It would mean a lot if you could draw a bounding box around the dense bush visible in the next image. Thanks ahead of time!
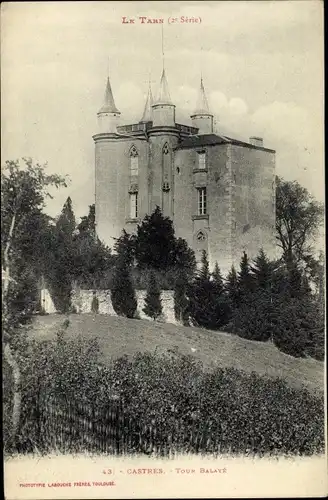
[3,337,325,457]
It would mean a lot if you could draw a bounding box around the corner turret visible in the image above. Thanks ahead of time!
[97,76,121,133]
[140,82,153,123]
[190,78,213,134]
[151,69,175,127]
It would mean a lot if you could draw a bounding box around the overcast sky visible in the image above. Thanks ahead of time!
[1,1,324,221]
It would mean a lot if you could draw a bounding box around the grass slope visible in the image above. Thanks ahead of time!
[30,314,324,394]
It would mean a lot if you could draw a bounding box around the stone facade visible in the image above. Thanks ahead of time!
[94,71,276,273]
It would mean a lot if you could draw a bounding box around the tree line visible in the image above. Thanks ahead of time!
[2,159,324,357]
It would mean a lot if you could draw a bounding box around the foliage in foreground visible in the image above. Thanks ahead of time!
[3,336,325,457]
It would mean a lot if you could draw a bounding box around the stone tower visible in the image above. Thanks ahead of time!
[93,75,125,246]
[148,68,179,217]
[93,67,276,274]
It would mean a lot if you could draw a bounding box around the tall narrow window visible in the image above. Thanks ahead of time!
[197,187,207,215]
[130,193,138,218]
[198,152,206,169]
[130,146,138,176]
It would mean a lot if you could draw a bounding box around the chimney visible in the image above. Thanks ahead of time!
[249,136,263,147]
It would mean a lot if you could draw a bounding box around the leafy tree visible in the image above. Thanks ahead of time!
[111,235,137,318]
[143,271,163,321]
[275,176,324,269]
[1,158,66,449]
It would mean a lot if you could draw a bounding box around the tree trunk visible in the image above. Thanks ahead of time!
[4,344,22,448]
[3,211,23,449]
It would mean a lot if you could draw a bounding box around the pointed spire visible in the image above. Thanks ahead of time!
[155,68,172,105]
[140,81,153,122]
[192,77,212,116]
[98,76,120,115]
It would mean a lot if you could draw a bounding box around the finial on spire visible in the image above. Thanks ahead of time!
[161,23,165,70]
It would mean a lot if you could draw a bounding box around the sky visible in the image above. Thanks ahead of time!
[1,1,324,222]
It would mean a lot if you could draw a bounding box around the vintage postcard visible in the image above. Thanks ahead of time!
[1,1,326,498]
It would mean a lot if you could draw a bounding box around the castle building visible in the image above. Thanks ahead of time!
[93,69,276,274]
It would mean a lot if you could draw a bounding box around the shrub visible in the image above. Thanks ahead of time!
[3,342,324,457]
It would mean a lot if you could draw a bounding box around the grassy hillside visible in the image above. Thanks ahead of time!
[30,313,324,394]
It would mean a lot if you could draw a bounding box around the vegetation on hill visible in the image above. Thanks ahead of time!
[3,331,325,456]
[1,159,325,454]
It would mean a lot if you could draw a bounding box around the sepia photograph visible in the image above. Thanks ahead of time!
[1,1,326,498]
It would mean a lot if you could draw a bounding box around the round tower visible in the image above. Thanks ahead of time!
[94,76,124,247]
[190,78,214,135]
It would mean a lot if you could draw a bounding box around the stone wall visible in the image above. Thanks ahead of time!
[42,289,177,325]
[231,144,276,264]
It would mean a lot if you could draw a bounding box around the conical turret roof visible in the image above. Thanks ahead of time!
[140,83,153,122]
[98,76,120,114]
[154,69,172,105]
[192,78,212,116]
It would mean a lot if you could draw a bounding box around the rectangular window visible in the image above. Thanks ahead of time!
[130,156,138,176]
[198,152,206,169]
[197,187,207,215]
[130,193,138,218]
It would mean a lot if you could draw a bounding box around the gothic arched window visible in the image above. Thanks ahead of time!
[163,143,170,155]
[196,231,206,242]
[130,145,138,176]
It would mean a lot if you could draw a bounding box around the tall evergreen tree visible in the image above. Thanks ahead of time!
[143,271,162,321]
[56,197,76,239]
[114,230,135,266]
[174,268,190,325]
[212,262,224,295]
[251,249,275,291]
[225,265,239,310]
[238,251,253,297]
[188,251,229,330]
[135,206,176,269]
[77,204,95,237]
[111,247,137,318]
[47,197,76,313]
